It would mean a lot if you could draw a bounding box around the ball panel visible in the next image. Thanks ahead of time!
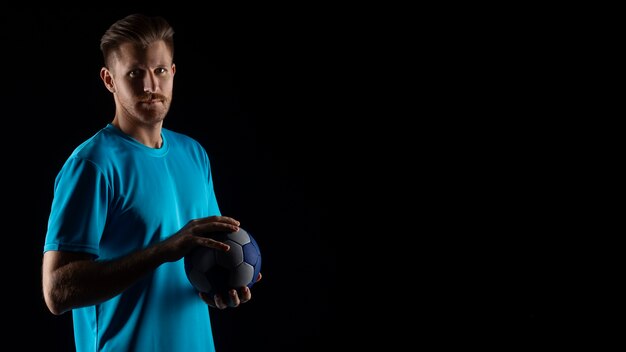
[187,270,212,293]
[190,247,215,272]
[229,262,254,288]
[206,266,231,295]
[242,242,260,266]
[248,233,262,285]
[216,240,243,267]
[227,228,251,246]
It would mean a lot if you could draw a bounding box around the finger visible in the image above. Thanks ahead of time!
[190,221,239,236]
[209,215,240,226]
[228,289,240,307]
[199,292,217,308]
[214,294,228,309]
[201,216,241,226]
[239,286,252,303]
[197,237,230,251]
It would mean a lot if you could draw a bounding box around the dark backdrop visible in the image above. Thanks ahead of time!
[0,6,576,351]
[1,8,339,351]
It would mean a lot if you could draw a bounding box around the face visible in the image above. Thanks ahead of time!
[102,40,176,126]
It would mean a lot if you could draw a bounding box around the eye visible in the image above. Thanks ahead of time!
[155,67,167,75]
[128,70,142,78]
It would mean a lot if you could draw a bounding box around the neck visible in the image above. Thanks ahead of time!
[111,117,163,148]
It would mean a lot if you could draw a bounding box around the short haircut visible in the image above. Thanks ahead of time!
[100,14,174,68]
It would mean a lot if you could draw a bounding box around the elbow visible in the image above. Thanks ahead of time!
[43,275,69,315]
[44,295,66,316]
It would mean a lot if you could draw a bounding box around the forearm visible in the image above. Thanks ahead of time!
[46,243,169,315]
[44,216,238,315]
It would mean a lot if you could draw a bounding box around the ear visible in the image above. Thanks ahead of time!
[100,67,116,93]
[171,63,176,76]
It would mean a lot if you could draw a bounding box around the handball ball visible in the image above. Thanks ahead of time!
[184,227,262,297]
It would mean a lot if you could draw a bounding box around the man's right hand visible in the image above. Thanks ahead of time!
[161,215,240,262]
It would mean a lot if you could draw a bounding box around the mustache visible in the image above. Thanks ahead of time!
[139,93,167,102]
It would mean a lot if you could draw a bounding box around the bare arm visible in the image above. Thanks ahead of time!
[42,216,239,315]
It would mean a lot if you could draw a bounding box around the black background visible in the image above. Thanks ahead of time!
[1,7,344,351]
[0,7,580,350]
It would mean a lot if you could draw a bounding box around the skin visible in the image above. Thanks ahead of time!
[42,40,260,314]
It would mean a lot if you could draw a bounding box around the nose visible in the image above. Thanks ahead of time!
[143,71,158,93]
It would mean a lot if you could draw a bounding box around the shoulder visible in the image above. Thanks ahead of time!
[57,126,125,177]
[68,127,120,164]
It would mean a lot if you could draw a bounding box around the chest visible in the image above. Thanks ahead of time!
[110,155,210,225]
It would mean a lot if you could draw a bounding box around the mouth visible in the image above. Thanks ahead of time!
[139,93,167,104]
[139,98,164,106]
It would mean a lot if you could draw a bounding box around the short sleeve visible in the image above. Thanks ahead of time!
[43,157,109,257]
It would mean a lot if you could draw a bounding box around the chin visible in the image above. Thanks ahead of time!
[144,116,167,125]
[138,108,168,122]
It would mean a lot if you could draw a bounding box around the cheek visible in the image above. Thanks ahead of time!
[163,78,174,92]
[125,83,148,98]
[116,80,137,94]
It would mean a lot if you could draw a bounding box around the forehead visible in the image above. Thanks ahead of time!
[112,40,173,67]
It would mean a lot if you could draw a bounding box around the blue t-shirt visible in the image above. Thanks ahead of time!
[44,124,220,352]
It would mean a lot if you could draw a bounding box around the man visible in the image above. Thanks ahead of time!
[42,13,260,351]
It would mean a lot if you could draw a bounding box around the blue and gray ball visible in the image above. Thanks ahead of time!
[184,228,262,297]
